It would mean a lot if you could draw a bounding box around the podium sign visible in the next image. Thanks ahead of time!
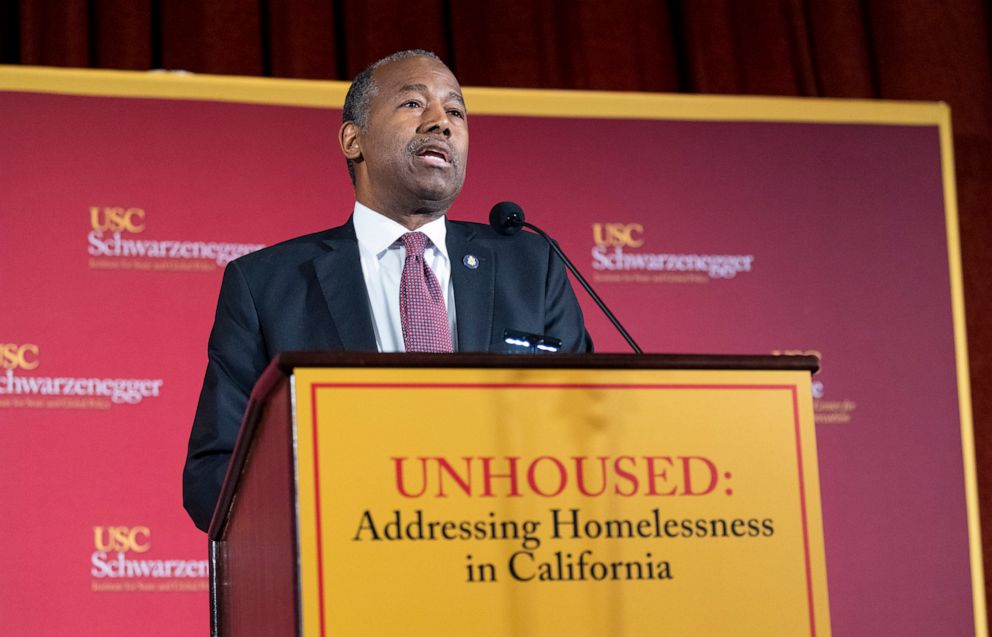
[292,366,830,636]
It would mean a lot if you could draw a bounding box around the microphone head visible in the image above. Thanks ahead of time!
[489,201,526,236]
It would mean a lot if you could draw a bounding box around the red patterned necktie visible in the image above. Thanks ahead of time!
[399,232,453,352]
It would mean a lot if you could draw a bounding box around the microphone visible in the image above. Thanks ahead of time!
[489,201,643,354]
[489,201,526,236]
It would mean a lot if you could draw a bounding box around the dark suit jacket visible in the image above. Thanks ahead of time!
[183,217,592,531]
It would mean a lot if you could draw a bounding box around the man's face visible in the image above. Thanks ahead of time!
[350,56,468,217]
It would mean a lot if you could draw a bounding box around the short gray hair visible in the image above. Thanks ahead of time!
[342,49,444,184]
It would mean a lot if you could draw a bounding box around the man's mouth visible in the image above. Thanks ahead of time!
[411,141,452,166]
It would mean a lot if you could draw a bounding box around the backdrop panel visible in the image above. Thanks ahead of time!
[0,66,982,636]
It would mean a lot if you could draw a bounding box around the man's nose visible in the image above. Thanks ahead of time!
[418,103,451,137]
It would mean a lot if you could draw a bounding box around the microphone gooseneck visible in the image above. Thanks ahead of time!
[488,201,643,354]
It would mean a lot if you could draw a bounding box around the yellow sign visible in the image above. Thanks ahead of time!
[293,367,830,636]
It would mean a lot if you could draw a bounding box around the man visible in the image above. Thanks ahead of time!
[183,50,592,532]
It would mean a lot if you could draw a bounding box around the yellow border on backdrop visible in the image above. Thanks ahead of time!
[1,64,984,635]
[0,64,946,124]
[937,110,987,637]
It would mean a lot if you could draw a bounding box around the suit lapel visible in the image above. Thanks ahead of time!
[447,221,495,351]
[313,221,378,352]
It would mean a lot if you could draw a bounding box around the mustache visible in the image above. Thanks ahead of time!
[407,137,459,166]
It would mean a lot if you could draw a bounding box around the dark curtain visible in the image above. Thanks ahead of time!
[5,0,992,612]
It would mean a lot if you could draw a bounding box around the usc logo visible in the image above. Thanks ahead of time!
[592,223,644,247]
[90,207,146,233]
[0,344,39,370]
[93,526,151,553]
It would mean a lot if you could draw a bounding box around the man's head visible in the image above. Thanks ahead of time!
[339,50,468,227]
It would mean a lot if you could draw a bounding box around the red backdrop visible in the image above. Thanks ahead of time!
[0,71,979,634]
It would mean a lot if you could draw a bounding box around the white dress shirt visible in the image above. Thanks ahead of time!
[352,202,457,352]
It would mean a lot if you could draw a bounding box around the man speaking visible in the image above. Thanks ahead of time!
[183,50,592,531]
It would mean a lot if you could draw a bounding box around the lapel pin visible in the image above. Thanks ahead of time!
[463,254,480,269]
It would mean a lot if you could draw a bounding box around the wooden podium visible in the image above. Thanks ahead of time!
[207,352,829,636]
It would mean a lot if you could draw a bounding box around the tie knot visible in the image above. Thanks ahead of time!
[401,231,430,257]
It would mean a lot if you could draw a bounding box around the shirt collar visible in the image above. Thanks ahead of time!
[353,201,449,259]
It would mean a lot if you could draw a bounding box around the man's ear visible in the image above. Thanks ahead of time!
[339,121,362,161]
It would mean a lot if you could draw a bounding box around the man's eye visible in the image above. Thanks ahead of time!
[448,109,465,119]
[402,100,422,108]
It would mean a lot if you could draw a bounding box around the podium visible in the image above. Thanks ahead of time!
[207,352,829,636]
